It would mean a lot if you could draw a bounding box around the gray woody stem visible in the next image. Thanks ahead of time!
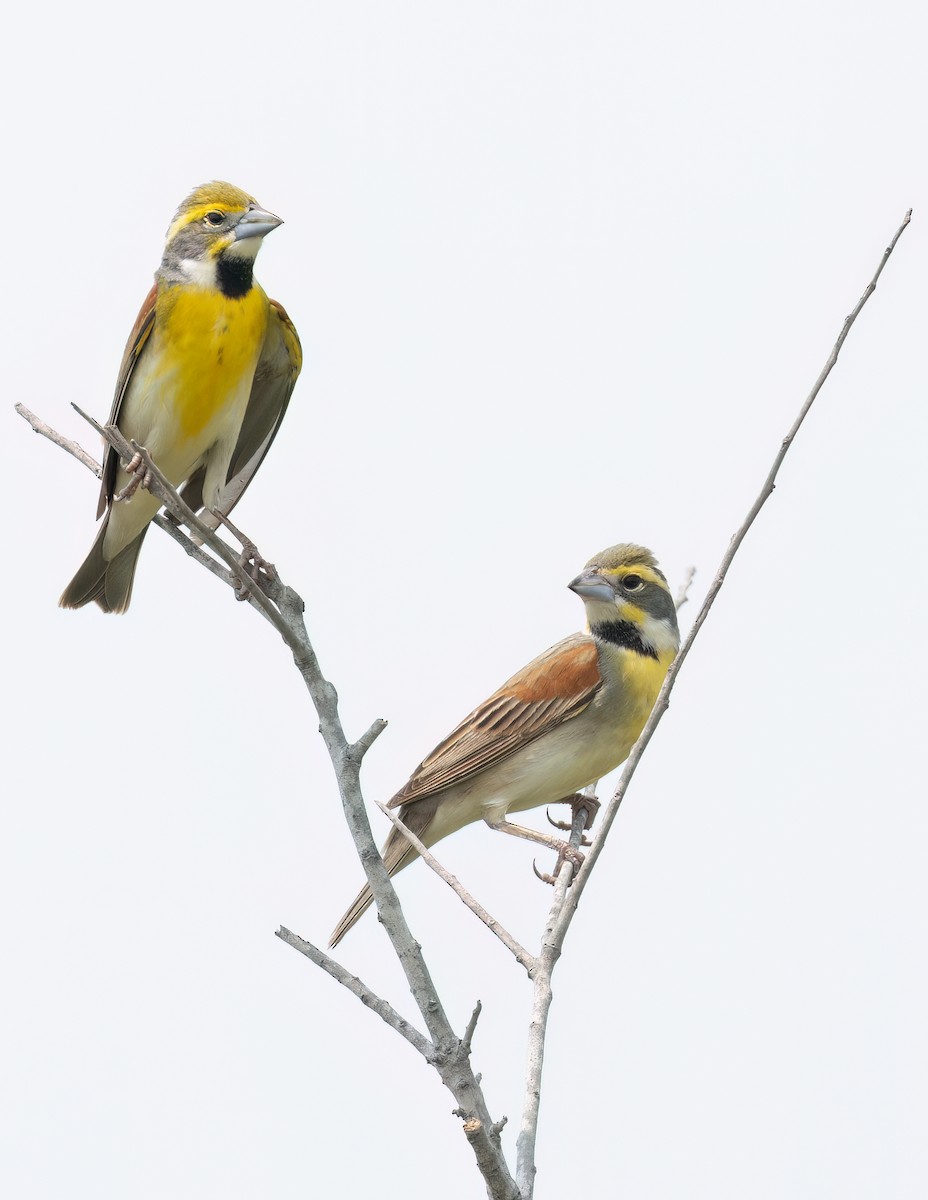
[17,402,520,1200]
[517,800,591,1199]
[509,207,912,1197]
[376,802,537,973]
[276,926,433,1058]
[17,207,910,1200]
[557,208,912,938]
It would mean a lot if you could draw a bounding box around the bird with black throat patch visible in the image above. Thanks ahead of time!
[330,543,680,947]
[61,181,301,613]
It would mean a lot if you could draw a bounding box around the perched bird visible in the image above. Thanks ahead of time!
[330,543,680,947]
[60,181,301,613]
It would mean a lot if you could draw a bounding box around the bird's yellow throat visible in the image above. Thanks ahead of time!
[153,284,269,440]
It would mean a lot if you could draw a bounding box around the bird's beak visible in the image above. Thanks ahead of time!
[235,207,284,240]
[568,571,615,602]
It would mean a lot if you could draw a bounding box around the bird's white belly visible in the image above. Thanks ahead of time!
[103,363,252,554]
[421,715,631,846]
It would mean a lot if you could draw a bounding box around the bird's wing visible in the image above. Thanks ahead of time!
[96,283,158,519]
[390,633,603,807]
[181,298,302,522]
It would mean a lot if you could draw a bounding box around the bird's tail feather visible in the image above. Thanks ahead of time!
[329,807,430,948]
[60,520,148,614]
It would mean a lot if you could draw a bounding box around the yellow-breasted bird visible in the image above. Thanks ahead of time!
[329,543,680,946]
[60,182,301,613]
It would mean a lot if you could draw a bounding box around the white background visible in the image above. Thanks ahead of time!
[2,3,926,1196]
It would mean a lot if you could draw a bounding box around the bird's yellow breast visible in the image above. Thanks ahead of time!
[619,645,675,713]
[153,283,269,439]
[601,643,677,761]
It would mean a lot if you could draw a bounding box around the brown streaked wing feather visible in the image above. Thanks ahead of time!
[181,299,302,519]
[389,634,602,807]
[96,284,158,519]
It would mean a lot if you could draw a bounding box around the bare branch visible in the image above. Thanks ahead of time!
[152,513,241,587]
[25,208,909,1200]
[72,404,303,640]
[276,926,434,1060]
[511,207,912,1200]
[375,803,536,975]
[516,797,592,1197]
[14,400,279,622]
[348,718,389,761]
[462,1117,519,1200]
[16,403,102,476]
[25,409,497,1194]
[674,565,697,611]
[24,399,520,1196]
[262,618,517,1191]
[461,1001,483,1056]
[552,207,913,946]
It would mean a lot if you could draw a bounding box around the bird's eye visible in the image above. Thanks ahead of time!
[205,211,225,226]
[622,574,642,590]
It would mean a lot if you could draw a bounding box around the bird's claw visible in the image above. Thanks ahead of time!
[532,842,585,886]
[210,509,277,599]
[544,809,593,843]
[533,859,557,885]
[115,451,152,502]
[233,542,277,600]
[546,792,601,833]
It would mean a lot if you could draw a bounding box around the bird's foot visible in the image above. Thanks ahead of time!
[546,792,600,835]
[236,541,277,594]
[542,818,592,847]
[532,841,585,886]
[211,510,278,600]
[115,451,152,502]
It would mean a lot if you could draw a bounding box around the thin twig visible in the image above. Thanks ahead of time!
[513,206,912,1199]
[516,801,590,1198]
[461,1001,483,1056]
[22,387,521,1199]
[376,803,537,974]
[674,565,697,611]
[348,719,389,760]
[16,399,278,621]
[153,513,241,589]
[75,404,297,638]
[22,208,909,1200]
[276,926,434,1060]
[553,207,913,941]
[15,403,102,476]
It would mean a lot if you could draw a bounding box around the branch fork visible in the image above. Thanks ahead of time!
[17,208,911,1200]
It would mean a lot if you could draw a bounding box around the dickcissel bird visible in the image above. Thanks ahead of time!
[60,181,302,613]
[330,543,680,947]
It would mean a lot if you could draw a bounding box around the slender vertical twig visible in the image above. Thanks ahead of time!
[555,207,912,943]
[511,207,912,1194]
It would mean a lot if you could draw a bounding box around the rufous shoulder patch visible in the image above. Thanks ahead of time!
[505,636,601,703]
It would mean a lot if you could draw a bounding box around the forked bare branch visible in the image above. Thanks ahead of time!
[18,396,519,1200]
[376,802,536,973]
[552,208,912,951]
[18,208,911,1200]
[511,207,912,1199]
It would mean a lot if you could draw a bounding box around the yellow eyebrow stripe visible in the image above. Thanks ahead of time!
[166,203,239,243]
[599,565,667,588]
